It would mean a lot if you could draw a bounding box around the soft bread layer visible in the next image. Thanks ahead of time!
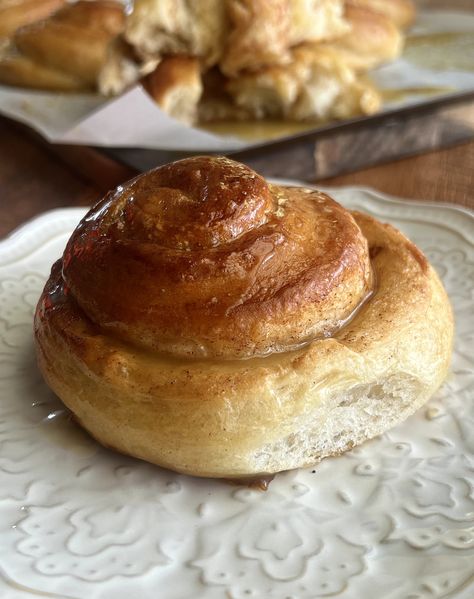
[124,0,227,66]
[323,4,403,71]
[35,211,453,478]
[224,44,381,121]
[124,0,347,72]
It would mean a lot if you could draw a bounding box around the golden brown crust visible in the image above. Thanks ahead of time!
[0,0,65,39]
[0,52,85,90]
[324,4,403,70]
[0,1,125,91]
[52,0,125,35]
[34,157,453,479]
[143,56,203,123]
[145,57,201,103]
[61,157,372,358]
[14,23,115,86]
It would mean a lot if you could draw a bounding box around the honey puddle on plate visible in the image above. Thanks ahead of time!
[39,408,98,457]
[381,85,456,103]
[404,31,474,72]
[199,82,455,141]
[200,119,323,142]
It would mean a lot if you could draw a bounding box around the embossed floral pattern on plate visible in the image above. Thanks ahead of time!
[0,187,473,599]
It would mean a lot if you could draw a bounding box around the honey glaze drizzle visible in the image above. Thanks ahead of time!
[41,260,376,371]
[223,474,276,491]
[52,159,380,363]
[228,283,376,360]
[41,248,378,365]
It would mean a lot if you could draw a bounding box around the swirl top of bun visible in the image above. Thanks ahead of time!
[62,156,373,358]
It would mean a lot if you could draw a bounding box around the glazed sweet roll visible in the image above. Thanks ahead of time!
[34,157,453,479]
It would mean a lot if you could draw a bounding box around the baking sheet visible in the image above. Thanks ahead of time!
[0,9,473,151]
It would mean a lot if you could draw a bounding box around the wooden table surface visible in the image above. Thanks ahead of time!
[0,116,472,240]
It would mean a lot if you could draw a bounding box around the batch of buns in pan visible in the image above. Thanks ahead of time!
[0,0,415,124]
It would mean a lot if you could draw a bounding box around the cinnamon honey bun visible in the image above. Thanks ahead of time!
[34,157,453,479]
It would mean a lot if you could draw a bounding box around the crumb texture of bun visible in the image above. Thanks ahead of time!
[34,157,453,479]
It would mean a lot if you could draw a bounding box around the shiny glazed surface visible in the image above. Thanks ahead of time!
[32,176,453,480]
[61,156,373,358]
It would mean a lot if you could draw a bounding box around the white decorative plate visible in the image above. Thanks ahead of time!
[0,186,473,599]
